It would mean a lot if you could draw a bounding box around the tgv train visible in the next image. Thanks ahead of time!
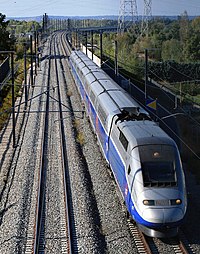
[69,50,187,238]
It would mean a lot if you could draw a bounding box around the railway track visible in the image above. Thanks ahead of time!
[25,33,74,254]
[127,217,196,254]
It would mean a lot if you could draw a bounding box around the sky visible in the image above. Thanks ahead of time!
[0,0,200,18]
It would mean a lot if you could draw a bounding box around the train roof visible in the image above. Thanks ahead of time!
[118,120,175,149]
[71,50,150,131]
[97,79,120,90]
[108,90,145,111]
[72,50,97,67]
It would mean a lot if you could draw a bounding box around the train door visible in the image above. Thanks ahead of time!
[109,125,128,198]
[124,145,133,213]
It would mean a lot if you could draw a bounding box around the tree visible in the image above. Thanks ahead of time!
[186,34,200,61]
[0,13,15,59]
[179,11,190,44]
[162,39,182,62]
[179,11,190,61]
[190,16,200,33]
[166,21,180,40]
[185,17,200,61]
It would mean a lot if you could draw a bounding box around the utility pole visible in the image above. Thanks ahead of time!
[30,35,34,87]
[11,52,16,148]
[145,48,159,101]
[85,31,88,55]
[91,30,94,61]
[115,40,118,76]
[37,32,40,68]
[145,48,148,100]
[34,31,37,76]
[75,29,78,49]
[118,0,138,34]
[24,44,27,108]
[100,32,103,66]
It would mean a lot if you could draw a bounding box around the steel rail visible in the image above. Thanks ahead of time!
[54,32,74,254]
[32,35,53,254]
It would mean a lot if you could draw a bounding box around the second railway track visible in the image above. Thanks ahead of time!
[25,33,74,253]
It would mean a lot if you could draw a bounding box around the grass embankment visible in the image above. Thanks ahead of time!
[0,59,25,130]
[167,82,200,105]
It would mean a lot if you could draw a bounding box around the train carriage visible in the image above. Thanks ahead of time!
[69,50,187,238]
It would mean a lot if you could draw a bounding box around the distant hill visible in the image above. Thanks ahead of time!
[7,15,199,22]
[7,16,43,22]
[7,15,119,22]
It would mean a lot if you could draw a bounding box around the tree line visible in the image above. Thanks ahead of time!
[0,13,42,61]
[1,12,200,85]
[92,12,200,84]
[0,13,15,60]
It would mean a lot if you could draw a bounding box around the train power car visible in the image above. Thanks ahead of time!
[69,50,187,238]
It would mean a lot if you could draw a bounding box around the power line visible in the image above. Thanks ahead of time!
[148,69,200,128]
[128,87,200,161]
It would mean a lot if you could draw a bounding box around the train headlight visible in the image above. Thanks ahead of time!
[170,199,182,205]
[143,200,155,206]
[153,152,160,158]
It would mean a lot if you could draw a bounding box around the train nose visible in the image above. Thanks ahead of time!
[142,207,184,224]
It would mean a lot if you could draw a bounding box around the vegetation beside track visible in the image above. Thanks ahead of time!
[0,59,25,130]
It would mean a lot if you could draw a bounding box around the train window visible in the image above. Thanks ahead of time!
[128,166,131,175]
[142,161,176,187]
[119,131,128,151]
[90,90,96,105]
[85,81,89,93]
[138,145,178,187]
[97,104,107,128]
[80,71,84,82]
[77,68,82,79]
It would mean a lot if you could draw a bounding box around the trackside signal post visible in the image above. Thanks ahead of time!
[145,48,160,101]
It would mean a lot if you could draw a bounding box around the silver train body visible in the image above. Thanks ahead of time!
[69,50,187,238]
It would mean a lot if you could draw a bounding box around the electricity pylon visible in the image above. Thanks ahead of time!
[141,0,152,36]
[118,0,138,34]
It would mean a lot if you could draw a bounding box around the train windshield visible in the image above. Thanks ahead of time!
[139,145,178,187]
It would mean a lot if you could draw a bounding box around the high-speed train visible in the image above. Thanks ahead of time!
[69,50,187,238]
